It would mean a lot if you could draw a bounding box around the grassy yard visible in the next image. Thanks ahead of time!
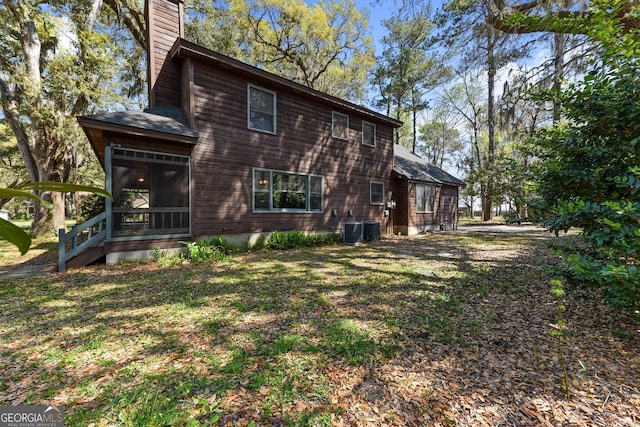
[0,231,638,426]
[0,237,58,267]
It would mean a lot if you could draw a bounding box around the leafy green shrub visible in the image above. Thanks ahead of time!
[267,230,306,250]
[80,193,105,222]
[249,234,268,251]
[11,209,29,221]
[206,236,232,254]
[531,18,640,317]
[183,237,231,263]
[311,232,342,245]
[183,231,340,261]
[266,230,341,250]
[153,247,185,267]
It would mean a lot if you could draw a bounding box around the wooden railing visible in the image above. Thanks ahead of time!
[112,207,190,237]
[58,212,106,273]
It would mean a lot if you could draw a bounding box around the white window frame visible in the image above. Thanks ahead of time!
[332,111,349,140]
[247,84,277,134]
[370,181,385,205]
[252,168,324,213]
[416,183,436,213]
[362,121,376,147]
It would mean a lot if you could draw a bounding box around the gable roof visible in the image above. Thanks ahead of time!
[170,38,404,129]
[393,144,465,187]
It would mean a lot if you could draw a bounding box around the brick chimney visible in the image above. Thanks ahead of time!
[145,0,183,108]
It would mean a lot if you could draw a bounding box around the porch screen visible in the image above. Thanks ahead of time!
[111,148,190,237]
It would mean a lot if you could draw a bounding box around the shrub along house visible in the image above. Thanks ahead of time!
[59,0,463,270]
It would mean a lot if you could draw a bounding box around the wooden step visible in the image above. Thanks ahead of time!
[64,244,106,270]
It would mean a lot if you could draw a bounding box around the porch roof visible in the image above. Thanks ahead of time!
[77,106,199,166]
[393,144,465,187]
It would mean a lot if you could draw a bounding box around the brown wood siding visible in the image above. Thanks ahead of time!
[147,0,182,108]
[395,181,459,232]
[407,182,437,229]
[105,237,184,254]
[189,61,394,236]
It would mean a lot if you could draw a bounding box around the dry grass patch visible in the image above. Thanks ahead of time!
[1,231,639,426]
[0,237,58,267]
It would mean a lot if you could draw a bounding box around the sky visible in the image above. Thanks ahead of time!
[352,0,553,104]
[353,0,447,54]
[349,0,555,178]
[354,0,388,50]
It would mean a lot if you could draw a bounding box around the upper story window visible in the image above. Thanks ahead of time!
[248,84,276,134]
[332,111,349,140]
[362,121,376,147]
[416,184,436,213]
[370,181,384,205]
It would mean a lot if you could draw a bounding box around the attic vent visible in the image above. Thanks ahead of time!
[343,221,363,246]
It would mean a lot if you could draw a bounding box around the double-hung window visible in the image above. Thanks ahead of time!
[332,111,349,140]
[248,84,276,134]
[362,121,376,147]
[416,184,436,213]
[370,181,384,205]
[253,168,323,212]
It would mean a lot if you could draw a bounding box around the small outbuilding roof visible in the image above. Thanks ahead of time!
[393,144,465,187]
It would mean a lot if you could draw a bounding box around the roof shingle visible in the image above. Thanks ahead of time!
[78,106,199,139]
[393,144,465,187]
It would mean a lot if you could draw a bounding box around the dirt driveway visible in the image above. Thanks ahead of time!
[458,222,545,233]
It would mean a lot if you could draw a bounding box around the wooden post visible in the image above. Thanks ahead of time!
[58,228,66,273]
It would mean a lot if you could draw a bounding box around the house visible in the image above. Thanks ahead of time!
[391,145,465,235]
[60,0,463,270]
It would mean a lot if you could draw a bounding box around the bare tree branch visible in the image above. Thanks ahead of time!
[103,0,146,49]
